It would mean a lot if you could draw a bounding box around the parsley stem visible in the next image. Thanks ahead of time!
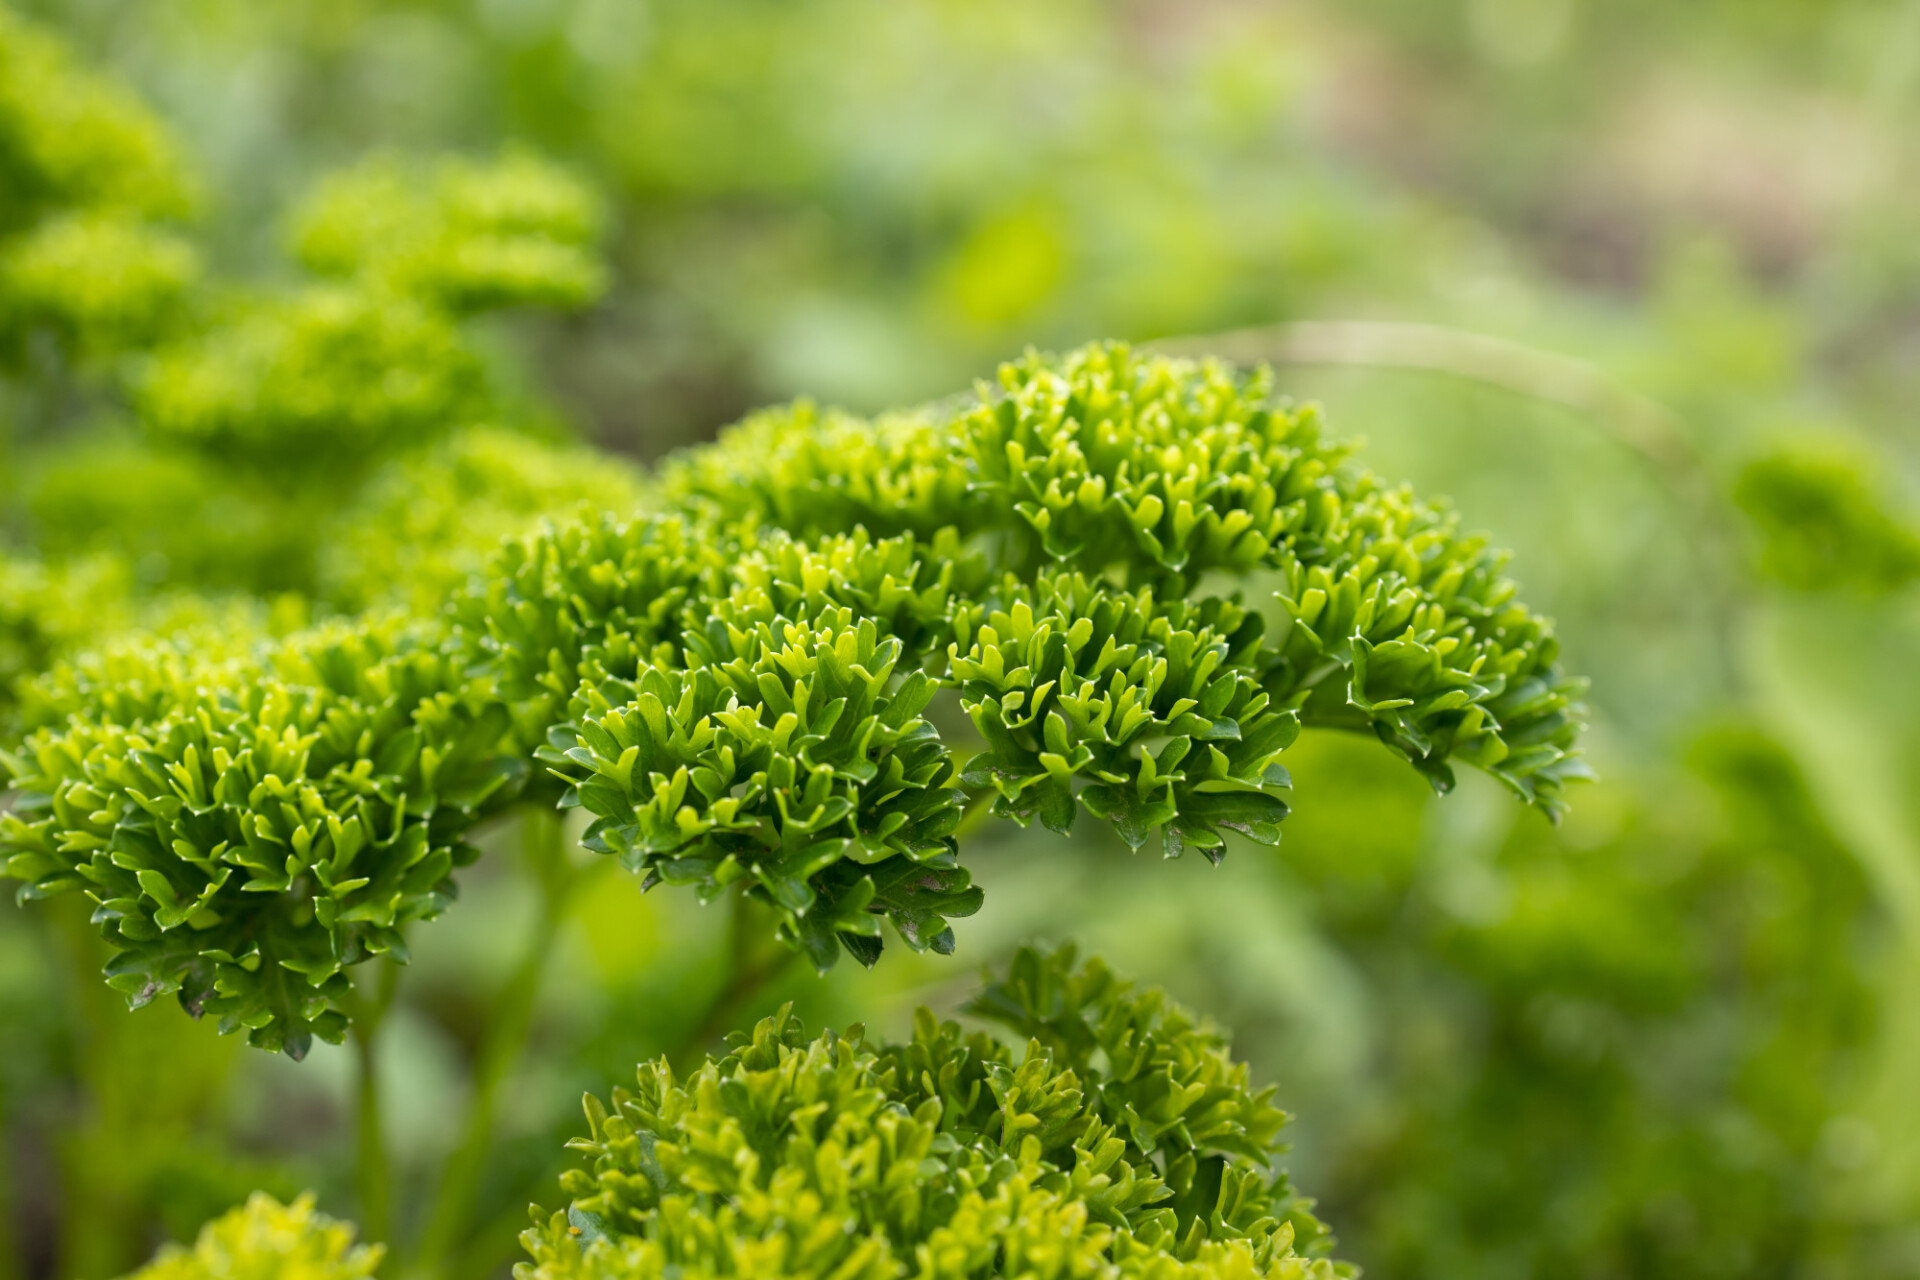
[349,956,400,1248]
[668,893,805,1075]
[409,806,586,1279]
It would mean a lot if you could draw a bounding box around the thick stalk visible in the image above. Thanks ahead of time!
[0,910,23,1280]
[49,900,142,1280]
[0,1123,15,1280]
[409,808,581,1279]
[668,893,805,1075]
[349,960,401,1248]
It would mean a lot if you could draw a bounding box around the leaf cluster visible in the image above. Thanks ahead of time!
[290,149,606,314]
[317,426,647,615]
[120,1193,382,1280]
[538,343,1586,966]
[134,149,606,479]
[0,4,199,363]
[1,617,521,1057]
[3,342,1587,1052]
[662,345,1588,814]
[521,945,1350,1280]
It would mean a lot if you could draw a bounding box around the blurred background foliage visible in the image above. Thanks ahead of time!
[2,0,1919,1278]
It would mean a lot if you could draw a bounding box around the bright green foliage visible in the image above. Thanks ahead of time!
[520,946,1349,1280]
[1,550,132,732]
[459,510,738,752]
[121,1192,382,1280]
[0,5,198,367]
[1733,442,1920,594]
[948,579,1296,854]
[558,596,980,968]
[0,6,194,231]
[1291,720,1886,1279]
[0,213,199,358]
[539,344,1585,969]
[22,432,305,593]
[663,345,1588,816]
[0,616,520,1058]
[318,426,647,614]
[290,149,606,314]
[137,288,484,475]
[3,342,1586,1048]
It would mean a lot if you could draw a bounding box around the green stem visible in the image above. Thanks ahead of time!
[49,899,143,1280]
[0,904,25,1280]
[349,960,400,1249]
[0,1113,15,1280]
[668,893,805,1075]
[409,808,584,1279]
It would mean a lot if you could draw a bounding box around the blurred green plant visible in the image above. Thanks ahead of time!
[122,1193,382,1280]
[1733,442,1920,594]
[0,4,198,377]
[290,150,605,314]
[1233,718,1889,1280]
[316,426,646,615]
[2,3,611,606]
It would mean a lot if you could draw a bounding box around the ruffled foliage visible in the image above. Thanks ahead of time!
[660,346,1588,813]
[520,945,1350,1280]
[0,4,198,366]
[540,344,1586,964]
[137,287,484,474]
[21,432,308,594]
[120,1192,382,1280]
[3,342,1587,1051]
[0,7,192,227]
[318,426,647,614]
[125,148,603,481]
[1,212,199,358]
[290,149,605,314]
[0,617,520,1057]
